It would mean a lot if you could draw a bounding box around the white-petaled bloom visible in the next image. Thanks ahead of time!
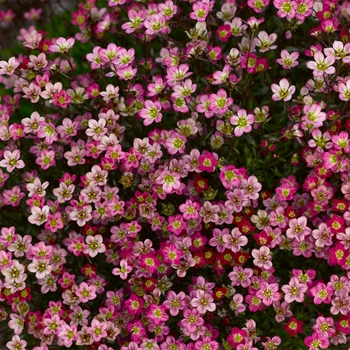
[306,51,335,77]
[50,37,75,53]
[28,205,50,226]
[271,78,295,102]
[0,57,19,75]
[253,31,277,52]
[338,79,350,101]
[324,40,350,62]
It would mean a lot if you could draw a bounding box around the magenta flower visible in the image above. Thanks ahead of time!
[227,327,247,348]
[198,152,218,172]
[147,304,169,325]
[304,332,330,349]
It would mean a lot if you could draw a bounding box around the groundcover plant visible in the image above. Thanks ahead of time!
[1,0,350,348]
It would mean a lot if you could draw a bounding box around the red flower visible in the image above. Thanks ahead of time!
[237,217,255,235]
[204,249,216,264]
[193,173,208,193]
[254,231,273,246]
[284,317,303,337]
[213,287,227,301]
[233,251,250,265]
[285,206,299,220]
[332,199,348,213]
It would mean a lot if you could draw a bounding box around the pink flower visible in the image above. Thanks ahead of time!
[76,282,97,303]
[254,31,277,52]
[112,259,132,279]
[306,51,335,77]
[286,216,311,242]
[338,79,350,101]
[138,100,162,126]
[84,235,106,257]
[50,37,75,53]
[179,309,204,333]
[251,246,273,269]
[256,281,281,306]
[191,289,216,314]
[209,88,234,114]
[0,57,19,75]
[294,0,313,22]
[271,78,295,101]
[57,323,78,347]
[155,170,181,194]
[310,282,334,304]
[281,277,308,303]
[247,0,270,12]
[276,50,299,69]
[189,1,210,21]
[163,291,187,316]
[121,9,147,34]
[273,0,296,19]
[230,109,255,137]
[0,150,25,172]
[6,335,27,350]
[53,90,72,108]
[28,205,50,226]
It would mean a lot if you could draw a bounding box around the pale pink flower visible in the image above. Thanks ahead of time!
[0,150,25,172]
[281,277,307,303]
[6,335,27,350]
[191,289,216,314]
[0,57,19,75]
[50,37,75,53]
[251,246,273,269]
[286,216,311,242]
[276,50,299,69]
[28,205,50,226]
[338,79,350,101]
[306,51,335,77]
[230,109,255,137]
[112,259,133,279]
[69,205,92,227]
[84,235,106,257]
[254,31,277,52]
[76,282,97,303]
[271,78,295,101]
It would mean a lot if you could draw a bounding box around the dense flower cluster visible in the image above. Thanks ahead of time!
[1,0,350,349]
